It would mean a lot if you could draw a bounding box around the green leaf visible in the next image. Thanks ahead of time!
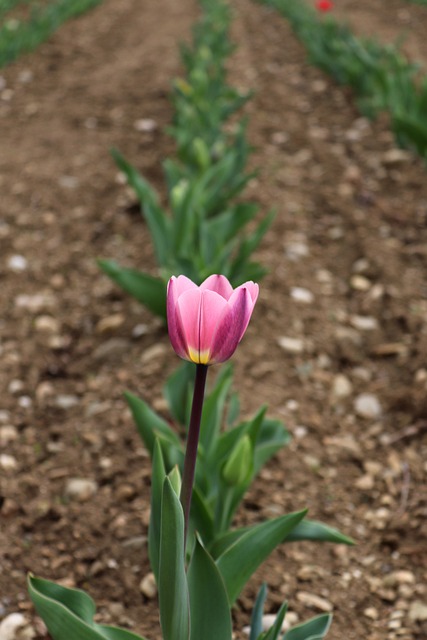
[263,601,288,640]
[187,537,233,640]
[190,485,215,543]
[110,149,171,266]
[254,418,291,473]
[283,614,332,640]
[98,260,166,319]
[149,440,166,581]
[163,361,194,425]
[249,583,267,640]
[159,478,190,640]
[284,520,355,546]
[125,391,181,459]
[199,366,233,452]
[28,576,147,640]
[216,510,307,605]
[210,516,352,560]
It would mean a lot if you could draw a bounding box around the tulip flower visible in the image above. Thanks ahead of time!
[167,274,259,365]
[315,0,333,11]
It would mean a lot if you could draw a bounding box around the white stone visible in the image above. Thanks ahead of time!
[409,601,427,622]
[290,287,314,304]
[354,393,382,419]
[0,613,27,639]
[0,425,18,445]
[7,254,28,272]
[54,395,80,410]
[277,336,304,353]
[140,572,157,598]
[65,478,98,502]
[332,374,352,399]
[134,118,157,132]
[285,242,309,260]
[350,275,371,291]
[15,293,55,313]
[34,315,60,333]
[0,454,17,470]
[350,315,378,331]
[296,591,333,612]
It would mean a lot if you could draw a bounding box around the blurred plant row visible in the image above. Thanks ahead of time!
[99,0,274,320]
[0,0,103,67]
[262,0,427,162]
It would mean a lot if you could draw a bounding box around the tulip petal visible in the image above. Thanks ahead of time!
[241,281,259,304]
[231,283,259,340]
[176,288,202,362]
[167,278,190,360]
[210,287,252,363]
[199,290,229,361]
[200,274,234,300]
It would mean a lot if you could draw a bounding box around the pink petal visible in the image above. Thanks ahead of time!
[240,281,259,304]
[230,283,258,340]
[167,278,191,359]
[200,274,234,300]
[210,287,253,363]
[176,288,202,361]
[199,290,229,357]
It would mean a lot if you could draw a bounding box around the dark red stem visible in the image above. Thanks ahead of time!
[180,363,208,547]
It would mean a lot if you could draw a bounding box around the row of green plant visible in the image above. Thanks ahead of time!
[28,1,353,638]
[0,0,103,67]
[99,0,273,320]
[260,0,427,161]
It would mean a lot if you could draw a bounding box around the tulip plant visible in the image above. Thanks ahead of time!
[128,277,352,553]
[99,0,273,320]
[29,275,348,640]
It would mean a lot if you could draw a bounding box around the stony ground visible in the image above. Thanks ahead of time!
[0,1,426,639]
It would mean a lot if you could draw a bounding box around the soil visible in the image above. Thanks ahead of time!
[0,1,426,639]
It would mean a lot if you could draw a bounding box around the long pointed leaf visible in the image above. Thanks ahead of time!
[28,576,147,640]
[125,391,181,456]
[187,537,232,640]
[159,478,190,640]
[149,440,166,580]
[250,583,268,640]
[216,510,307,605]
[98,260,166,318]
[282,614,332,640]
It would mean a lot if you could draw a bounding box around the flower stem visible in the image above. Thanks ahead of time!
[180,363,208,547]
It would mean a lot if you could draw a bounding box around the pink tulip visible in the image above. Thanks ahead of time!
[167,274,259,365]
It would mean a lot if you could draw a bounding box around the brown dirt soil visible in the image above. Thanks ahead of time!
[1,1,426,639]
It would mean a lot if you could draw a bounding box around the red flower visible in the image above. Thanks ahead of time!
[316,0,333,11]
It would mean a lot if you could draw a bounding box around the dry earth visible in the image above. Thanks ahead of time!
[0,1,426,639]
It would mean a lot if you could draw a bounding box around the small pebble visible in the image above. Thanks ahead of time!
[332,374,352,399]
[296,591,333,612]
[290,287,314,304]
[409,601,427,622]
[0,453,17,470]
[0,424,18,445]
[7,254,28,272]
[0,613,28,640]
[277,336,304,353]
[54,395,80,410]
[65,478,98,502]
[350,315,378,331]
[140,572,157,598]
[354,393,382,419]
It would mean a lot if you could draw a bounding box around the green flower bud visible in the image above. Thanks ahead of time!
[171,179,189,210]
[168,465,182,497]
[192,137,210,170]
[222,435,253,487]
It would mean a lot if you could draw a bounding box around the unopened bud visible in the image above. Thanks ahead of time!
[222,435,253,487]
